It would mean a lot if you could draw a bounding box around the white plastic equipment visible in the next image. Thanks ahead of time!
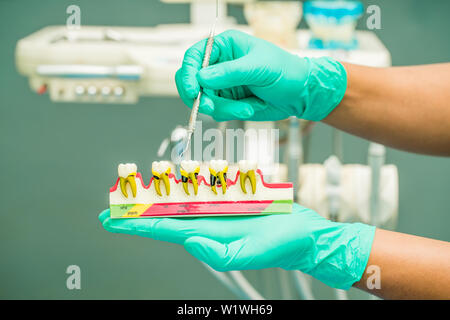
[15,26,390,103]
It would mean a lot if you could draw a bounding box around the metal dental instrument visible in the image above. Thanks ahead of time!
[179,3,218,160]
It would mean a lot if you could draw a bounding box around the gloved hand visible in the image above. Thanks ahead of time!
[99,203,375,290]
[175,30,347,122]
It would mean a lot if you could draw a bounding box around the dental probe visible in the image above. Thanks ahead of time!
[180,19,217,159]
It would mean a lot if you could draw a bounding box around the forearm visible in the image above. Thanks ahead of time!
[323,63,450,156]
[354,228,450,299]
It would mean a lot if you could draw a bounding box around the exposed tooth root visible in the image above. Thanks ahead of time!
[238,160,257,194]
[119,174,137,198]
[247,170,256,194]
[161,173,170,195]
[180,161,200,196]
[209,160,228,195]
[239,172,247,194]
[190,172,199,195]
[209,172,218,195]
[151,161,171,196]
[118,163,138,198]
[218,171,227,194]
[239,170,256,194]
[153,175,162,196]
[180,169,190,195]
[180,169,199,195]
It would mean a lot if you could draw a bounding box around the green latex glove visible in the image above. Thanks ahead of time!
[99,203,375,290]
[175,30,347,122]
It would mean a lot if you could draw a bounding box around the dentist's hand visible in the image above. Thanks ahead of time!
[175,30,347,122]
[99,203,375,289]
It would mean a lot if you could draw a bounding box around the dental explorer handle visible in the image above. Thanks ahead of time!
[187,33,215,135]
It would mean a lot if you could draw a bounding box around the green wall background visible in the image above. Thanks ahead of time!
[0,0,449,299]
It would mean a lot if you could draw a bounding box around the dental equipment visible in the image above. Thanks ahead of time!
[15,27,390,103]
[291,271,315,300]
[368,143,386,227]
[16,0,394,300]
[228,271,265,300]
[201,263,253,300]
[180,10,218,159]
[287,116,302,202]
[304,1,364,50]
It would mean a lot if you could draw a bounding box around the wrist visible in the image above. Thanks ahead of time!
[306,222,376,290]
[297,57,348,121]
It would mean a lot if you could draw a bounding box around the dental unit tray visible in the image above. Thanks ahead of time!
[16,25,391,104]
[109,160,293,218]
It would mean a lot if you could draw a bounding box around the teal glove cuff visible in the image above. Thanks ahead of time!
[298,57,348,121]
[306,223,376,290]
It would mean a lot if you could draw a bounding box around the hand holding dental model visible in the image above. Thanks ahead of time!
[101,30,450,299]
[104,159,373,290]
[100,202,375,290]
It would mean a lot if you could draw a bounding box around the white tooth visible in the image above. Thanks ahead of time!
[210,159,228,172]
[118,163,137,177]
[152,161,170,173]
[118,164,127,177]
[128,163,137,174]
[248,160,257,170]
[160,161,170,172]
[210,160,217,171]
[239,160,257,173]
[238,160,249,173]
[152,161,160,173]
[181,160,199,172]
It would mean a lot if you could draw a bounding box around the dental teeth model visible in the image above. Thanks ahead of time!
[109,160,293,218]
[239,160,257,194]
[180,160,201,195]
[209,160,228,195]
[118,163,137,198]
[151,161,171,196]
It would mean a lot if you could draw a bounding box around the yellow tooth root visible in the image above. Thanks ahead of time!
[180,169,190,195]
[239,172,247,194]
[119,174,137,198]
[189,172,199,195]
[162,172,170,195]
[180,167,199,196]
[209,166,228,195]
[152,168,171,196]
[190,167,200,195]
[209,168,218,195]
[239,170,256,194]
[153,177,162,196]
[247,170,256,194]
[120,177,128,198]
[218,172,227,194]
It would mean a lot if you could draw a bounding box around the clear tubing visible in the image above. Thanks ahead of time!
[228,271,265,300]
[287,116,302,202]
[368,142,385,226]
[291,271,315,300]
[201,262,250,299]
[335,288,349,300]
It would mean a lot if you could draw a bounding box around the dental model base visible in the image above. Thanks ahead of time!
[109,160,293,218]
